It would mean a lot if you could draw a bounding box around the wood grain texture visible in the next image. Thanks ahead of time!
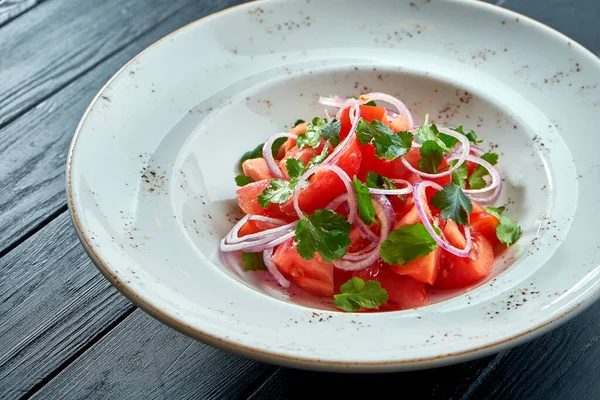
[464,303,600,400]
[0,0,243,129]
[0,0,43,27]
[0,213,134,399]
[0,0,246,256]
[31,310,274,400]
[249,357,495,400]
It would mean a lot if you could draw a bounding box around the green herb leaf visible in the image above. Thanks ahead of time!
[454,125,482,144]
[295,209,352,262]
[293,119,305,127]
[333,277,388,312]
[286,158,306,181]
[415,114,450,152]
[235,174,254,187]
[356,119,412,160]
[365,171,395,190]
[484,207,522,246]
[451,160,469,189]
[439,132,459,149]
[239,143,263,167]
[241,252,267,271]
[297,117,324,149]
[309,146,330,166]
[363,100,377,106]
[258,179,293,207]
[320,119,341,147]
[480,151,499,166]
[430,183,473,225]
[380,223,439,265]
[418,140,445,173]
[352,177,377,225]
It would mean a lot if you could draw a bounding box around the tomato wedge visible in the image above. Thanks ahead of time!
[339,105,388,140]
[272,239,333,297]
[242,158,275,181]
[236,180,291,220]
[353,260,429,311]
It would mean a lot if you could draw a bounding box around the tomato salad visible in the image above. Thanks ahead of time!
[221,92,521,312]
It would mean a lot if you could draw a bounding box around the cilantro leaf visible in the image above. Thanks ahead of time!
[293,119,305,127]
[430,183,473,225]
[297,117,324,149]
[241,252,267,271]
[454,125,482,144]
[468,165,488,189]
[239,143,263,167]
[365,171,395,190]
[439,132,459,149]
[480,152,499,166]
[334,277,388,312]
[415,114,450,152]
[352,177,377,225]
[258,179,293,207]
[363,100,377,106]
[418,140,445,173]
[356,119,412,160]
[295,209,351,262]
[450,160,469,189]
[309,145,330,167]
[320,119,341,147]
[235,174,254,186]
[286,158,306,181]
[467,152,498,189]
[484,207,522,246]
[380,223,439,265]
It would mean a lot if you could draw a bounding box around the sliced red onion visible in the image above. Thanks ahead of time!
[401,127,470,179]
[332,195,395,271]
[320,95,405,122]
[354,217,379,242]
[413,180,472,257]
[361,92,414,129]
[324,194,348,211]
[220,222,296,252]
[447,154,501,195]
[262,133,298,179]
[324,100,361,165]
[263,247,291,288]
[470,178,503,205]
[247,215,288,226]
[227,220,297,245]
[470,145,485,156]
[222,230,296,253]
[293,164,357,224]
[368,179,413,196]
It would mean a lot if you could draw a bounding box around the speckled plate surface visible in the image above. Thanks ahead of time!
[67,0,600,371]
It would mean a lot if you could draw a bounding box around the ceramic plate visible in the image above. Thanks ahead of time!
[67,0,600,372]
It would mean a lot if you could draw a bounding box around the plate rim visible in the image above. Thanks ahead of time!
[66,0,600,371]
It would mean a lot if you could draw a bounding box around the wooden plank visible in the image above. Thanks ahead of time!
[248,358,494,400]
[463,303,600,400]
[0,0,245,255]
[0,212,134,399]
[0,0,242,129]
[30,310,274,400]
[0,0,43,27]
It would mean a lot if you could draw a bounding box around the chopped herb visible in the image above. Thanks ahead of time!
[235,174,254,186]
[241,252,267,271]
[334,277,388,312]
[418,140,445,173]
[469,152,499,189]
[365,171,395,190]
[380,223,439,265]
[430,183,473,225]
[295,209,352,262]
[257,179,293,207]
[285,158,306,181]
[415,114,450,151]
[484,207,522,246]
[363,100,377,106]
[353,177,377,225]
[356,119,412,160]
[271,137,288,157]
[297,117,341,148]
[451,160,469,189]
[320,119,341,147]
[454,124,482,144]
[239,143,263,167]
[293,119,305,127]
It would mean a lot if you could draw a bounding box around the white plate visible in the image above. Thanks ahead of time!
[67,0,600,372]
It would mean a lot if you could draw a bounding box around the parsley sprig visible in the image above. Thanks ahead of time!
[295,209,352,262]
[484,206,522,246]
[356,119,412,160]
[334,277,388,312]
[297,117,341,149]
[430,183,473,225]
[352,177,377,225]
[380,223,439,265]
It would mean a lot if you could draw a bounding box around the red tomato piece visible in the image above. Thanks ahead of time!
[238,220,260,237]
[340,105,388,140]
[390,247,441,286]
[280,138,362,216]
[387,115,412,132]
[277,122,307,158]
[403,147,452,187]
[470,212,500,246]
[272,239,333,297]
[353,260,429,311]
[236,180,291,220]
[242,158,275,181]
[278,142,329,179]
[434,232,494,289]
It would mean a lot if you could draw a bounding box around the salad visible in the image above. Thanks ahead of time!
[221,92,521,312]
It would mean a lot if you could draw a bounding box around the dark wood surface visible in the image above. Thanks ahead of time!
[0,0,597,399]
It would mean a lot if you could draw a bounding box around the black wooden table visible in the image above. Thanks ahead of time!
[1,0,599,398]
